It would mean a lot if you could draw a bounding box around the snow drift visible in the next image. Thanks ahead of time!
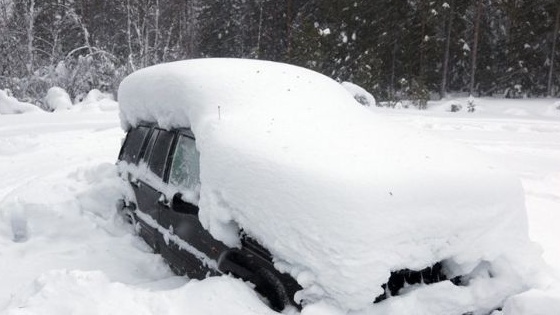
[118,58,540,312]
[0,89,41,114]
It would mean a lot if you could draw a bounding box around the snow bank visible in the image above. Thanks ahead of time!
[341,81,376,106]
[5,270,275,315]
[45,87,73,111]
[0,89,41,114]
[0,163,173,308]
[118,59,538,312]
[502,287,560,315]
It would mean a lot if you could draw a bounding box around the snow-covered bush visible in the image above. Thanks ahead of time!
[504,84,526,99]
[450,103,462,112]
[45,87,73,111]
[73,89,118,112]
[0,89,41,114]
[440,100,463,112]
[82,89,113,104]
[1,52,122,107]
[399,77,429,109]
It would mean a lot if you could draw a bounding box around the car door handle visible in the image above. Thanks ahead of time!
[158,194,171,207]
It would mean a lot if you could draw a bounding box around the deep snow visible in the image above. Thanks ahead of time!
[0,92,559,314]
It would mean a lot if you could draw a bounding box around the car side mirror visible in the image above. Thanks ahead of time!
[171,193,199,215]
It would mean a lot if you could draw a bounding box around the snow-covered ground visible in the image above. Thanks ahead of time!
[374,98,560,274]
[0,96,559,314]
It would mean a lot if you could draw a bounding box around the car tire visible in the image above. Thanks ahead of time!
[252,267,291,312]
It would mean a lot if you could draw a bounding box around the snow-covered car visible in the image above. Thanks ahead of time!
[116,59,539,314]
[116,124,301,310]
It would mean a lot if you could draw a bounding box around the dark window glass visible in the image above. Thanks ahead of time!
[141,129,159,163]
[120,126,150,163]
[148,130,175,178]
[169,135,200,195]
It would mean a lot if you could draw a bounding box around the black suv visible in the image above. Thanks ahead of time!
[116,124,301,311]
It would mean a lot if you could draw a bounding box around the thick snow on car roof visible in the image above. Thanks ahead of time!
[119,59,536,311]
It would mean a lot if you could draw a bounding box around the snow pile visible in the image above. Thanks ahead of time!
[45,86,73,111]
[0,89,41,114]
[6,271,275,315]
[502,287,560,315]
[118,59,541,312]
[0,162,274,315]
[341,81,376,106]
[74,89,118,112]
[0,163,172,308]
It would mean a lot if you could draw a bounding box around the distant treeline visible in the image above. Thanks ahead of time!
[1,0,559,108]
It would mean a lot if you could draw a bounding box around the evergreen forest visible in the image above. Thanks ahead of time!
[1,0,559,108]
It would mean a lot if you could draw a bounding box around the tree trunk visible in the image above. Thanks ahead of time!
[256,2,263,58]
[154,0,160,63]
[469,0,483,96]
[440,0,454,99]
[390,39,397,102]
[185,0,198,58]
[126,0,136,71]
[419,0,427,80]
[26,0,35,75]
[286,0,293,58]
[548,4,560,97]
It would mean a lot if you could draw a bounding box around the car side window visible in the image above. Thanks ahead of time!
[147,129,175,178]
[120,126,150,163]
[169,135,200,195]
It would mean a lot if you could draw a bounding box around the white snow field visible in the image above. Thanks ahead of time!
[0,91,559,313]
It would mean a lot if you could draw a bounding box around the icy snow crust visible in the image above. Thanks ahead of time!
[118,59,534,311]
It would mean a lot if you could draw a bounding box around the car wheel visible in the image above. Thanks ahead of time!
[252,267,291,312]
[117,201,139,234]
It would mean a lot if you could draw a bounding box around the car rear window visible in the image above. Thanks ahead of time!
[169,135,200,195]
[120,126,150,163]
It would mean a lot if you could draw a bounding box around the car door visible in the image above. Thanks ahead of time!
[134,128,175,251]
[159,132,227,278]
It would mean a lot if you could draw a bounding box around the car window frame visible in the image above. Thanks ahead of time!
[118,125,152,164]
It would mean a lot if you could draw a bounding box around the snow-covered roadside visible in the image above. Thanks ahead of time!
[0,97,559,314]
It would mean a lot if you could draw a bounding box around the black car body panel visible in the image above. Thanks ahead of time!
[117,124,301,310]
